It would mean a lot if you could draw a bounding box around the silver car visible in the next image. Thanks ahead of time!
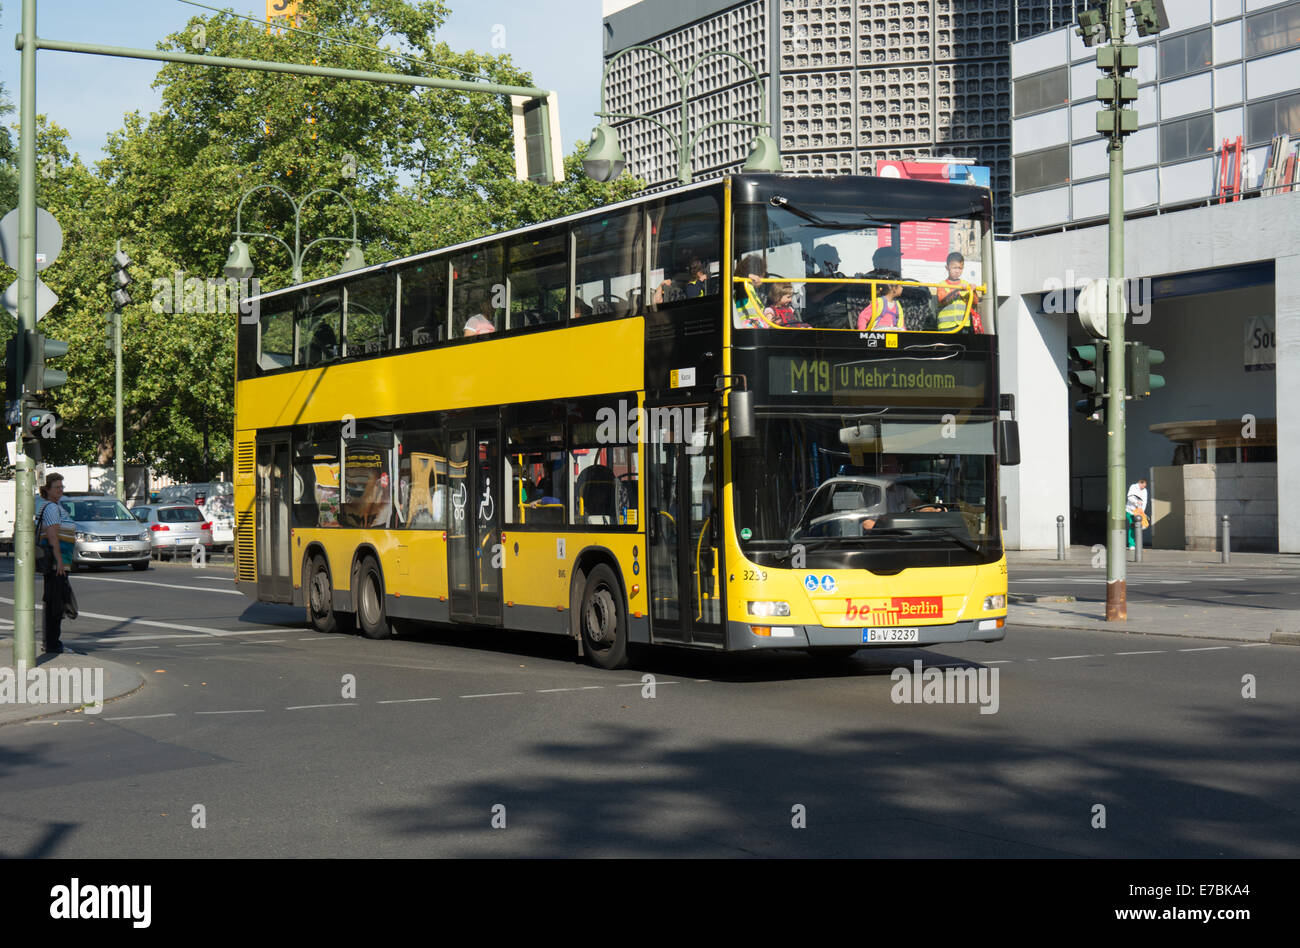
[56,494,152,571]
[130,504,215,559]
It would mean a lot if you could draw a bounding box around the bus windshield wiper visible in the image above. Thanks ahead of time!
[769,196,890,230]
[891,527,982,554]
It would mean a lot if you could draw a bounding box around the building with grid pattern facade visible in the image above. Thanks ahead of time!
[601,0,1079,229]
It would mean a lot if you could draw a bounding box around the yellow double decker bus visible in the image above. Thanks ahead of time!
[234,173,1017,668]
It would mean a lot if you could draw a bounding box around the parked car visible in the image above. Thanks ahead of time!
[155,483,234,548]
[130,504,214,559]
[54,492,152,571]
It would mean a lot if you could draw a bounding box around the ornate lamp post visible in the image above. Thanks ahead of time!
[224,184,366,284]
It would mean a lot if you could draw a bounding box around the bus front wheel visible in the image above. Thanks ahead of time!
[356,557,392,640]
[307,554,354,634]
[579,563,629,670]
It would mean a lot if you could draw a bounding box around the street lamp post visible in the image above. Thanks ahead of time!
[585,45,781,184]
[223,184,366,284]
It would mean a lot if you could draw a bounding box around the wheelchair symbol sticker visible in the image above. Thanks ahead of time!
[804,575,820,592]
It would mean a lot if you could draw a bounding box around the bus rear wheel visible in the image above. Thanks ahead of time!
[307,554,354,634]
[356,557,392,640]
[579,564,629,670]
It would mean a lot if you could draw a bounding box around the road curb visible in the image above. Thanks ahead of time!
[1269,630,1300,646]
[1009,619,1288,645]
[0,643,147,727]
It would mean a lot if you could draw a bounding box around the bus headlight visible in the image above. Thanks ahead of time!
[747,601,791,617]
[983,594,1006,611]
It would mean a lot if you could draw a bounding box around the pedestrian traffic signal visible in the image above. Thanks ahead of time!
[28,331,68,392]
[1126,342,1166,399]
[1132,0,1170,37]
[110,248,132,309]
[1069,342,1106,421]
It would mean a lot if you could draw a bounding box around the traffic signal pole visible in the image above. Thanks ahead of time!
[1105,0,1127,621]
[12,0,38,666]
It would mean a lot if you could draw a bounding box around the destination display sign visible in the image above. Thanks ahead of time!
[767,354,988,406]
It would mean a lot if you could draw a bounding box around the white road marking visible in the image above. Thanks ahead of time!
[0,596,284,638]
[194,709,265,715]
[109,645,159,650]
[1047,654,1104,660]
[1179,646,1232,652]
[24,719,89,725]
[1114,650,1167,655]
[460,692,523,698]
[1240,643,1271,647]
[104,713,177,721]
[285,702,355,710]
[376,697,441,704]
[984,660,1013,664]
[536,686,604,692]
[72,576,244,595]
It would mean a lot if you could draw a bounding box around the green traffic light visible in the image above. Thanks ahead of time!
[1148,373,1166,391]
[1147,348,1166,366]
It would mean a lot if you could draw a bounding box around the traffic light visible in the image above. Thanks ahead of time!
[1096,44,1139,137]
[1069,342,1107,421]
[28,331,69,392]
[1126,342,1166,399]
[110,249,132,309]
[1132,0,1170,37]
[4,331,25,402]
[1076,5,1105,47]
[25,408,58,441]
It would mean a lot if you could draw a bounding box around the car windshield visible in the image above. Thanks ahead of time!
[158,507,204,523]
[62,499,135,522]
[732,410,1000,561]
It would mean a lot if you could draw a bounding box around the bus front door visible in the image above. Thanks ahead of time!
[447,425,503,625]
[646,403,723,646]
[254,434,292,603]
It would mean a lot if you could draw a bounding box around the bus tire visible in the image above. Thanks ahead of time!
[355,557,392,640]
[306,554,354,634]
[578,563,629,670]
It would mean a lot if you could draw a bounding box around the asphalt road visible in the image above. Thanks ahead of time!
[1009,564,1300,610]
[1,558,1297,857]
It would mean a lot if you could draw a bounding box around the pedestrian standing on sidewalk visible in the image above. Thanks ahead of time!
[37,473,72,654]
[1126,476,1149,551]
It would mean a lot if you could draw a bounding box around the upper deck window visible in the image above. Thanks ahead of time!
[298,290,342,366]
[574,208,643,320]
[506,227,568,329]
[452,244,505,338]
[345,271,396,357]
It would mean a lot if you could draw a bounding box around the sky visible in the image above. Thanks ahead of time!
[0,0,605,167]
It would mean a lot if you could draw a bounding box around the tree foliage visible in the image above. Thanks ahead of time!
[0,0,640,480]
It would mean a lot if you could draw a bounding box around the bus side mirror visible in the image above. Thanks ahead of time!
[998,418,1021,466]
[729,389,755,441]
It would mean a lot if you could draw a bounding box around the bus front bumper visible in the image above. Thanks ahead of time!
[727,617,1007,650]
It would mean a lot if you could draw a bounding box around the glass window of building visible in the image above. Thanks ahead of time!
[1012,67,1067,117]
[1245,5,1300,57]
[345,272,395,356]
[1159,28,1211,80]
[398,260,449,348]
[573,208,643,319]
[1247,91,1300,145]
[1013,145,1069,193]
[506,227,568,330]
[1159,112,1214,162]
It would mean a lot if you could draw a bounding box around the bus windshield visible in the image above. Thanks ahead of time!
[732,203,992,334]
[732,411,1000,562]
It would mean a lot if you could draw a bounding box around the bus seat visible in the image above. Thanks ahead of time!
[575,464,617,524]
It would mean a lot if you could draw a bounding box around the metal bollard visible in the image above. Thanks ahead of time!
[1135,514,1143,562]
[1056,515,1065,560]
[1221,515,1231,564]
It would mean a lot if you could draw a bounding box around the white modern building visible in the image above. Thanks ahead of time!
[1000,0,1299,553]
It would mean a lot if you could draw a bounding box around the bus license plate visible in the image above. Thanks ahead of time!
[864,627,920,643]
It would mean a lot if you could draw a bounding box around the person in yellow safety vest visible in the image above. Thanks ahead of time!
[936,252,983,333]
[733,254,768,328]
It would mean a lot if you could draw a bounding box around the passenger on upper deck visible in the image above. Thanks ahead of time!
[733,254,768,328]
[763,282,810,328]
[857,271,904,331]
[463,289,497,336]
[936,252,983,333]
[683,258,710,298]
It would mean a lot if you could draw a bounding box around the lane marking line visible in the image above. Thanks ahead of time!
[285,703,356,710]
[0,597,287,638]
[1047,654,1103,660]
[536,686,605,692]
[1114,650,1166,655]
[104,713,177,721]
[1179,646,1232,652]
[194,709,265,715]
[72,576,244,595]
[376,697,441,704]
[460,692,523,698]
